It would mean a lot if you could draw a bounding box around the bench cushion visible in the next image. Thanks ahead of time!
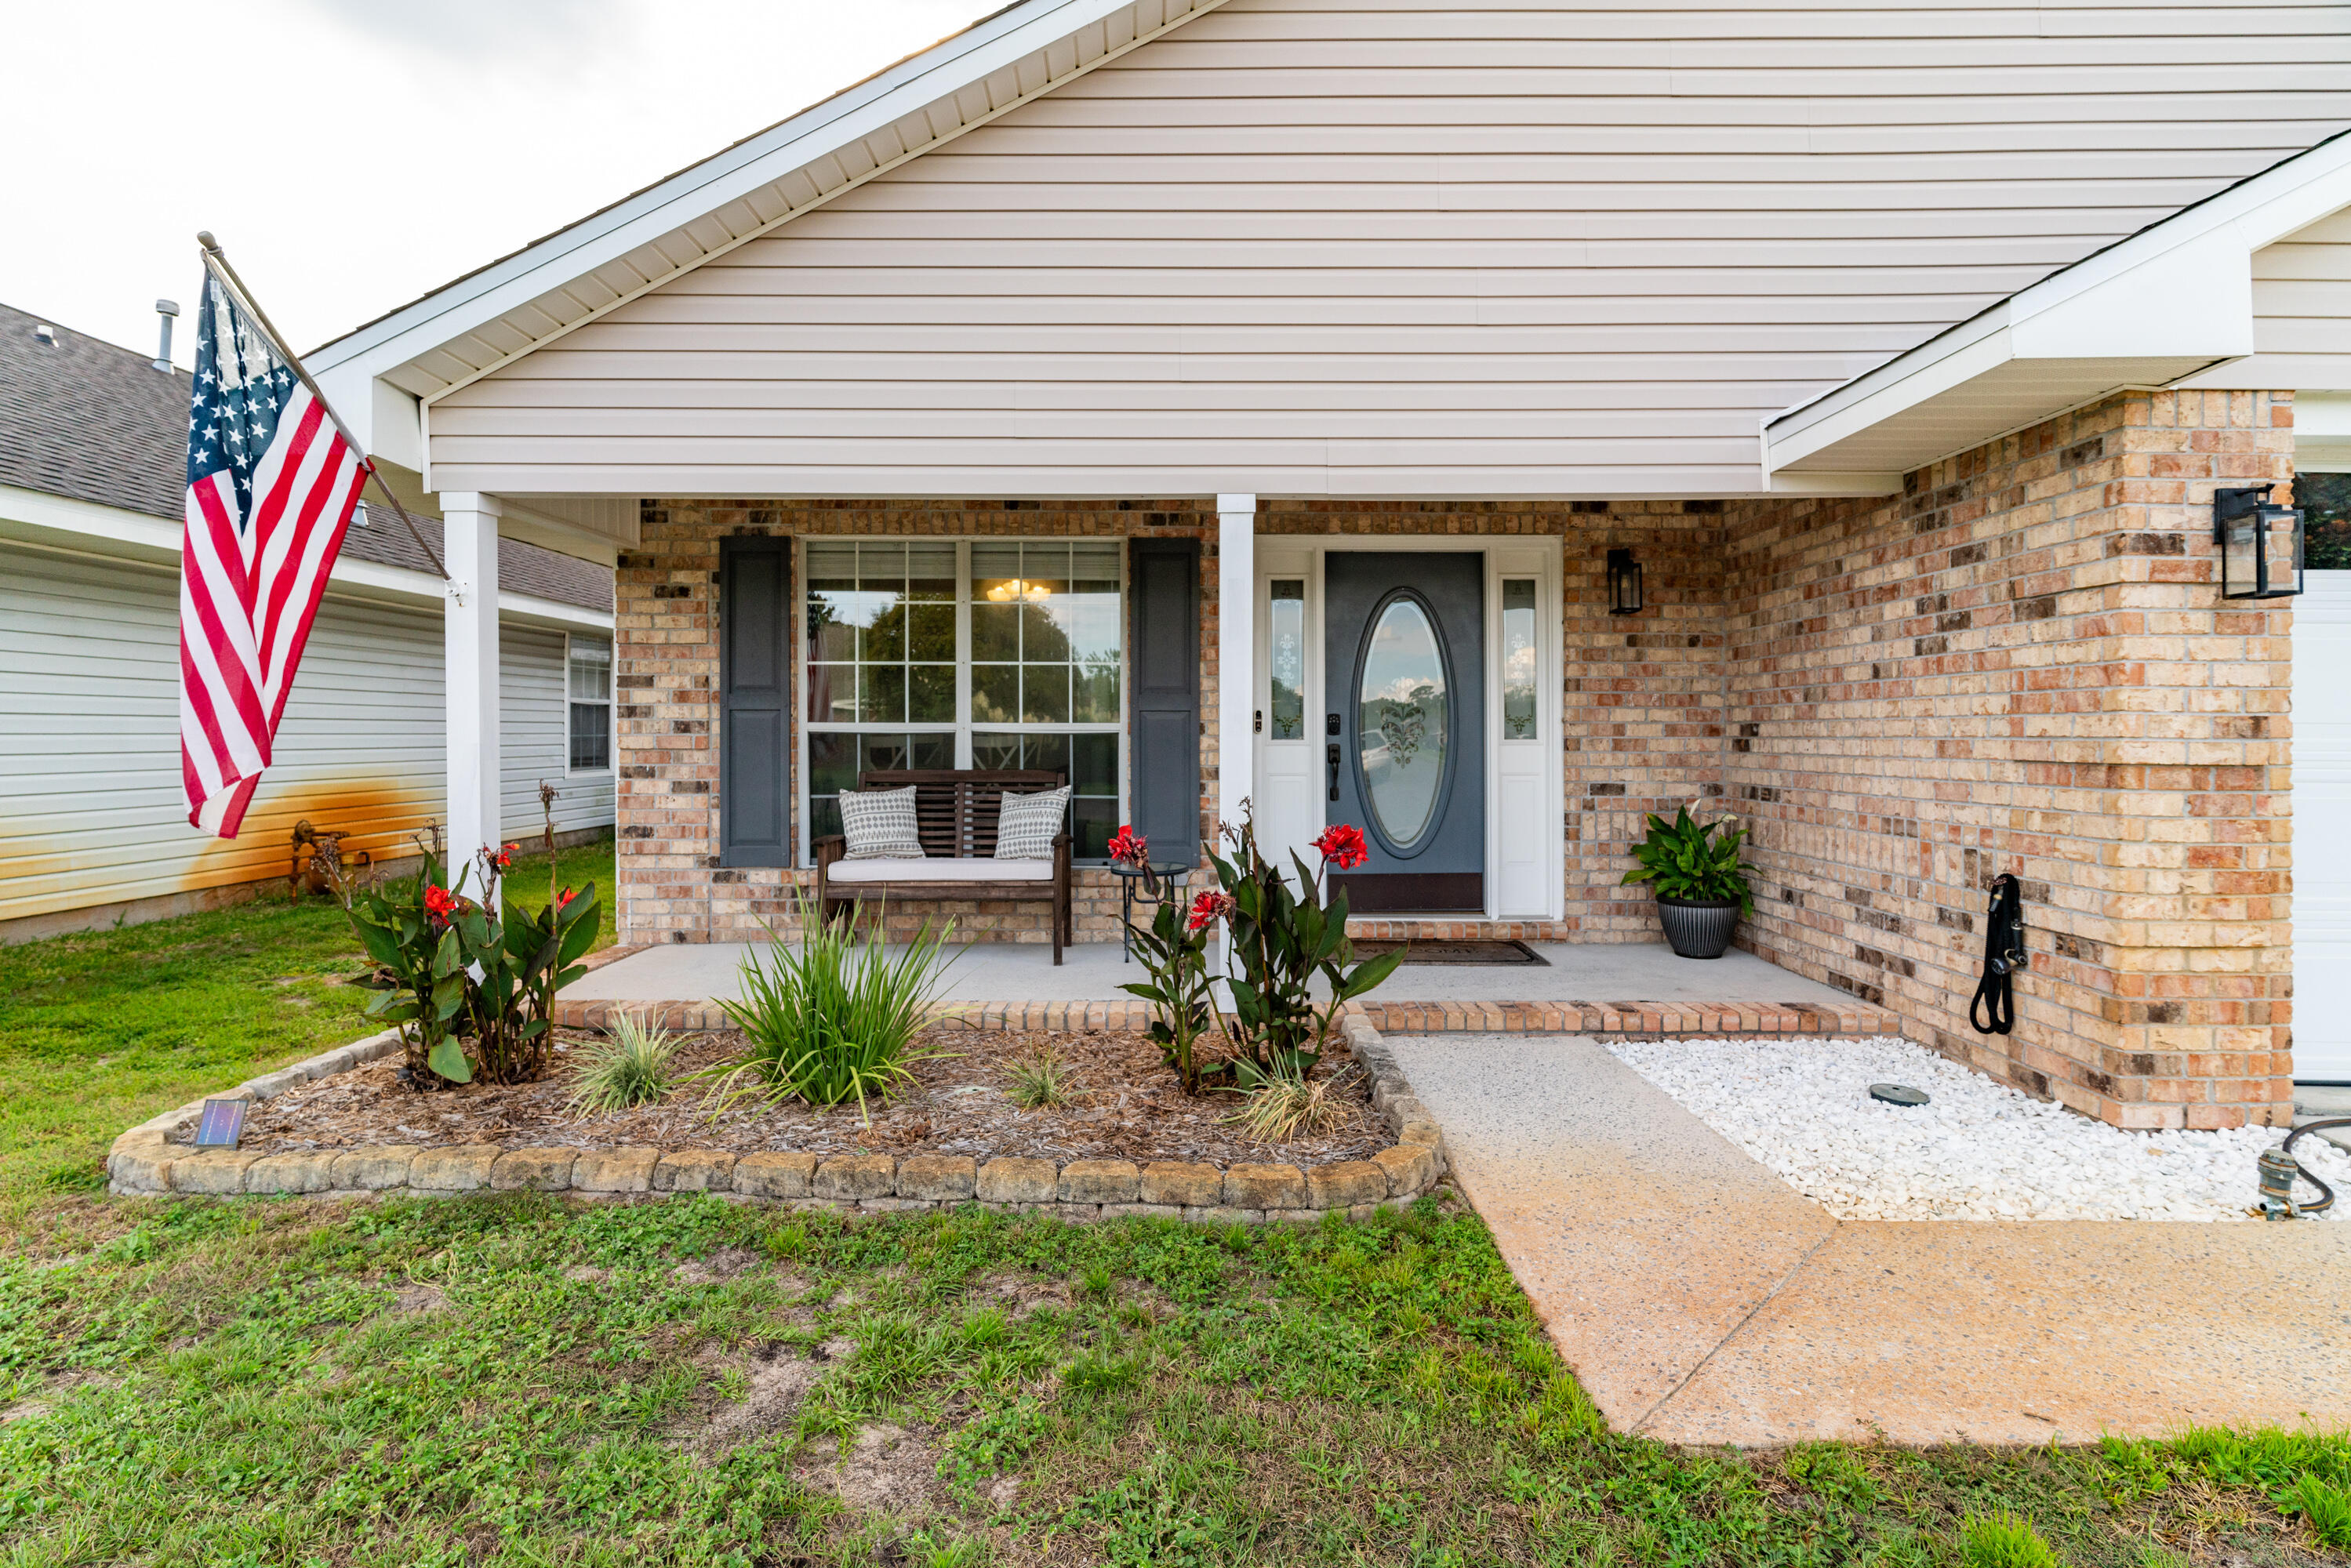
[828,857,1051,884]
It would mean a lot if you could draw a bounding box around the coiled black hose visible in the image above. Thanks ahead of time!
[2276,1117,2351,1215]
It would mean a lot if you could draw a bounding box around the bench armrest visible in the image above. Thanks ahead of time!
[813,835,846,869]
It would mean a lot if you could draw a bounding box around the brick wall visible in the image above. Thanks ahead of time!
[1721,390,2295,1128]
[612,391,2297,1123]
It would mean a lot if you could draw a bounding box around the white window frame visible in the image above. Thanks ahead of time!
[794,536,1131,867]
[564,632,614,778]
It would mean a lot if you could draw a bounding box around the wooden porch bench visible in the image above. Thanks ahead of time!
[812,768,1076,964]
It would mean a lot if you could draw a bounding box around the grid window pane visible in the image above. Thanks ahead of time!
[1022,666,1070,724]
[971,665,1017,723]
[909,664,955,722]
[807,539,1125,865]
[569,702,609,771]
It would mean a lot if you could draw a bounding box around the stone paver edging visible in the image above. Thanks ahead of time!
[107,1011,1446,1222]
[552,994,1901,1038]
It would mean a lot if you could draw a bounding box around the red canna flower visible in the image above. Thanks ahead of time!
[495,843,518,870]
[558,885,577,909]
[423,884,460,927]
[1313,823,1370,871]
[1106,825,1147,868]
[1186,890,1235,933]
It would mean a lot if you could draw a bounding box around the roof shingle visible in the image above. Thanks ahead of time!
[0,301,612,615]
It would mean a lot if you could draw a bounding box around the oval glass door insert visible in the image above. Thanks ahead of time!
[1356,595,1448,851]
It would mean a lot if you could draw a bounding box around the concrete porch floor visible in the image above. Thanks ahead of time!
[565,938,1859,1008]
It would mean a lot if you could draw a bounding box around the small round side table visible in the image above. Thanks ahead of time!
[1108,861,1193,961]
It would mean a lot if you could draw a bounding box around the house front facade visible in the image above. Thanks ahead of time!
[309,0,2351,1127]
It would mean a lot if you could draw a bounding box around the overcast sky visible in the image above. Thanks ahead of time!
[0,0,984,365]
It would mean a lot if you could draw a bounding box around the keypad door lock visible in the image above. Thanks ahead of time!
[1326,713,1341,737]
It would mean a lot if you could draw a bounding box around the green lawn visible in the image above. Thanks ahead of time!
[2,1197,2345,1566]
[0,837,617,1203]
[2,840,2347,1566]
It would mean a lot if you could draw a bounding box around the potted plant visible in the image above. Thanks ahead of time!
[1621,802,1753,959]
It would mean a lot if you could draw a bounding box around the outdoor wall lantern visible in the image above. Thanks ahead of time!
[1606,549,1644,615]
[2214,485,2304,601]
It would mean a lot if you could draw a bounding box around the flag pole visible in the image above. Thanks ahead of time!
[194,231,449,583]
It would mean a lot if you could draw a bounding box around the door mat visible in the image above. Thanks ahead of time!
[1351,938,1549,966]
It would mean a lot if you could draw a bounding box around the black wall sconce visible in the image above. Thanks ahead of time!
[2214,485,2303,601]
[1606,548,1644,615]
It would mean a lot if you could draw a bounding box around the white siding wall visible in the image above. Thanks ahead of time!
[0,543,612,928]
[503,623,616,840]
[432,0,2351,498]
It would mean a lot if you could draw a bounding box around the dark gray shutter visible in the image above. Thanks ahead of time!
[1128,537,1201,866]
[720,535,791,867]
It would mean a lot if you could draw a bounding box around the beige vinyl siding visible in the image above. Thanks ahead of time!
[431,0,2351,498]
[2188,206,2351,392]
[0,542,612,927]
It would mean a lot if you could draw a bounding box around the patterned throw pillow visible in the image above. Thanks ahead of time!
[838,785,924,860]
[993,786,1071,860]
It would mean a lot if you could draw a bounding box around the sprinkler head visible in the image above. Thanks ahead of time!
[1869,1083,1930,1107]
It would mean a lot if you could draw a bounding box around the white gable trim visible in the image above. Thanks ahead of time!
[311,0,1231,459]
[1767,129,2351,484]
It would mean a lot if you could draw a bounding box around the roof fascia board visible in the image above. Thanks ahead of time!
[313,0,1219,408]
[0,484,613,627]
[1765,131,2351,475]
[1764,317,2016,470]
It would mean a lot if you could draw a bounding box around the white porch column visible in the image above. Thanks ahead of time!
[1216,494,1255,974]
[1216,493,1256,840]
[441,492,502,873]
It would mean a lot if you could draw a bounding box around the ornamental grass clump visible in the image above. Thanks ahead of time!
[705,898,959,1120]
[1005,1047,1074,1110]
[1225,1069,1351,1143]
[565,1010,678,1115]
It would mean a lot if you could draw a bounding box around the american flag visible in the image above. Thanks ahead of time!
[178,271,368,837]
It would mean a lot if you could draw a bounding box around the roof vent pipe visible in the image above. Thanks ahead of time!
[154,299,180,372]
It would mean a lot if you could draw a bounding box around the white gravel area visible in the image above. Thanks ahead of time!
[1603,1035,2351,1222]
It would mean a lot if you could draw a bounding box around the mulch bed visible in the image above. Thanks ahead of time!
[218,1027,1386,1167]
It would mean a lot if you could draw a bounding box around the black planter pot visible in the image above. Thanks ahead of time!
[1657,896,1739,959]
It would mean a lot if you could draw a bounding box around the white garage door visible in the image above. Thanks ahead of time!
[2293,571,2351,1082]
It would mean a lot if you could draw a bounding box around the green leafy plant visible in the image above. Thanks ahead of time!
[565,1010,678,1115]
[1117,884,1227,1095]
[344,837,599,1087]
[704,898,958,1119]
[1204,811,1402,1083]
[1005,1047,1074,1110]
[1620,802,1753,915]
[1958,1510,2060,1568]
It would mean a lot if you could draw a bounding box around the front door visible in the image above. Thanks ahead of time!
[1323,552,1484,912]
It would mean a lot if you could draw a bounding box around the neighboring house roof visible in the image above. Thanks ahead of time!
[0,303,612,614]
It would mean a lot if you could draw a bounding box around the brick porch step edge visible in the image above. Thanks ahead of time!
[105,1012,1448,1222]
[549,995,1902,1038]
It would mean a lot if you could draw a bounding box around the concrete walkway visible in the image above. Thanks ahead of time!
[565,938,1855,1008]
[1391,1033,2351,1446]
